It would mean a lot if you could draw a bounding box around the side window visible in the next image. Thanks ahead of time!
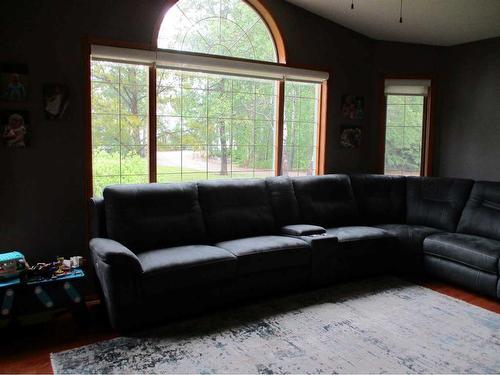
[383,79,432,176]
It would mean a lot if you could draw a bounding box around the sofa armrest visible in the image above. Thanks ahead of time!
[90,238,143,273]
[280,224,326,236]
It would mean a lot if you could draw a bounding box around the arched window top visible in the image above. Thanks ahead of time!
[157,0,279,62]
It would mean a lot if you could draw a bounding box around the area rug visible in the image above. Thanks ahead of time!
[51,277,500,374]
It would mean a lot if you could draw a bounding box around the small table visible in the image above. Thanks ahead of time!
[0,268,88,327]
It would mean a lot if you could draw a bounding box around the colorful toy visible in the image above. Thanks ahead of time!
[54,257,66,276]
[0,251,27,280]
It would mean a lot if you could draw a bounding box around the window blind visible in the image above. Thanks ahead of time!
[91,45,329,84]
[384,79,431,96]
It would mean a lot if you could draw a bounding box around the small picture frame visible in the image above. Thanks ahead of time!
[340,125,362,149]
[341,94,364,120]
[1,63,29,102]
[43,83,69,120]
[2,110,30,147]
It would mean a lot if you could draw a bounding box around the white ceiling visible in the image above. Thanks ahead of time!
[284,0,500,46]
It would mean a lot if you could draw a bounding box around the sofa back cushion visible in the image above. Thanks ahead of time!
[103,183,206,253]
[406,177,473,232]
[292,174,358,227]
[350,174,406,224]
[197,179,275,242]
[265,176,301,227]
[457,181,500,241]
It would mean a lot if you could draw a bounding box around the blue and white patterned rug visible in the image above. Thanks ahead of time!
[51,277,500,374]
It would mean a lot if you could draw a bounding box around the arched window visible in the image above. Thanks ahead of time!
[88,0,327,197]
[157,0,277,62]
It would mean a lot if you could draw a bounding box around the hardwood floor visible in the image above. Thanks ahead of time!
[0,280,498,374]
[0,301,116,374]
[419,279,500,314]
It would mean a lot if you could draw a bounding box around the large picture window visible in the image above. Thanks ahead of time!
[89,0,327,196]
[156,69,278,182]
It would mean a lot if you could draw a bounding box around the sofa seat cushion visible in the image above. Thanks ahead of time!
[321,226,395,261]
[424,233,500,274]
[137,245,237,293]
[374,224,442,254]
[216,236,310,275]
[324,226,394,243]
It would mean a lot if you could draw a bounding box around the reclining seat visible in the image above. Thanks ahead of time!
[291,175,396,284]
[424,181,500,298]
[90,183,238,330]
[373,176,473,274]
[350,174,406,269]
[197,179,311,298]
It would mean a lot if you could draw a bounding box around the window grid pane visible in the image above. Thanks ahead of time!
[282,81,320,177]
[157,0,277,63]
[384,94,424,176]
[156,69,278,182]
[91,61,149,197]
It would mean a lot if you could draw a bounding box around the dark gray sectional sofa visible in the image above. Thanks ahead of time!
[89,174,500,330]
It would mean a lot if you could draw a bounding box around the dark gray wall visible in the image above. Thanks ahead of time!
[435,37,500,181]
[0,0,375,262]
[371,38,500,181]
[370,41,443,172]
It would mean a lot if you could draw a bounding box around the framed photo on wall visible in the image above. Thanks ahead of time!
[1,110,30,147]
[1,63,29,102]
[341,94,364,120]
[43,83,69,120]
[340,125,362,149]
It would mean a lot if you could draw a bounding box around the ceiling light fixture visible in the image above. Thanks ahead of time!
[347,0,403,24]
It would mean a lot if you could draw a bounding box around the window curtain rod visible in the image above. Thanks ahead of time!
[90,45,329,84]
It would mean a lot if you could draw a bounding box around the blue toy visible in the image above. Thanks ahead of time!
[0,251,26,280]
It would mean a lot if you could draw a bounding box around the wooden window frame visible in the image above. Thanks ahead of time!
[151,0,287,64]
[378,74,435,177]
